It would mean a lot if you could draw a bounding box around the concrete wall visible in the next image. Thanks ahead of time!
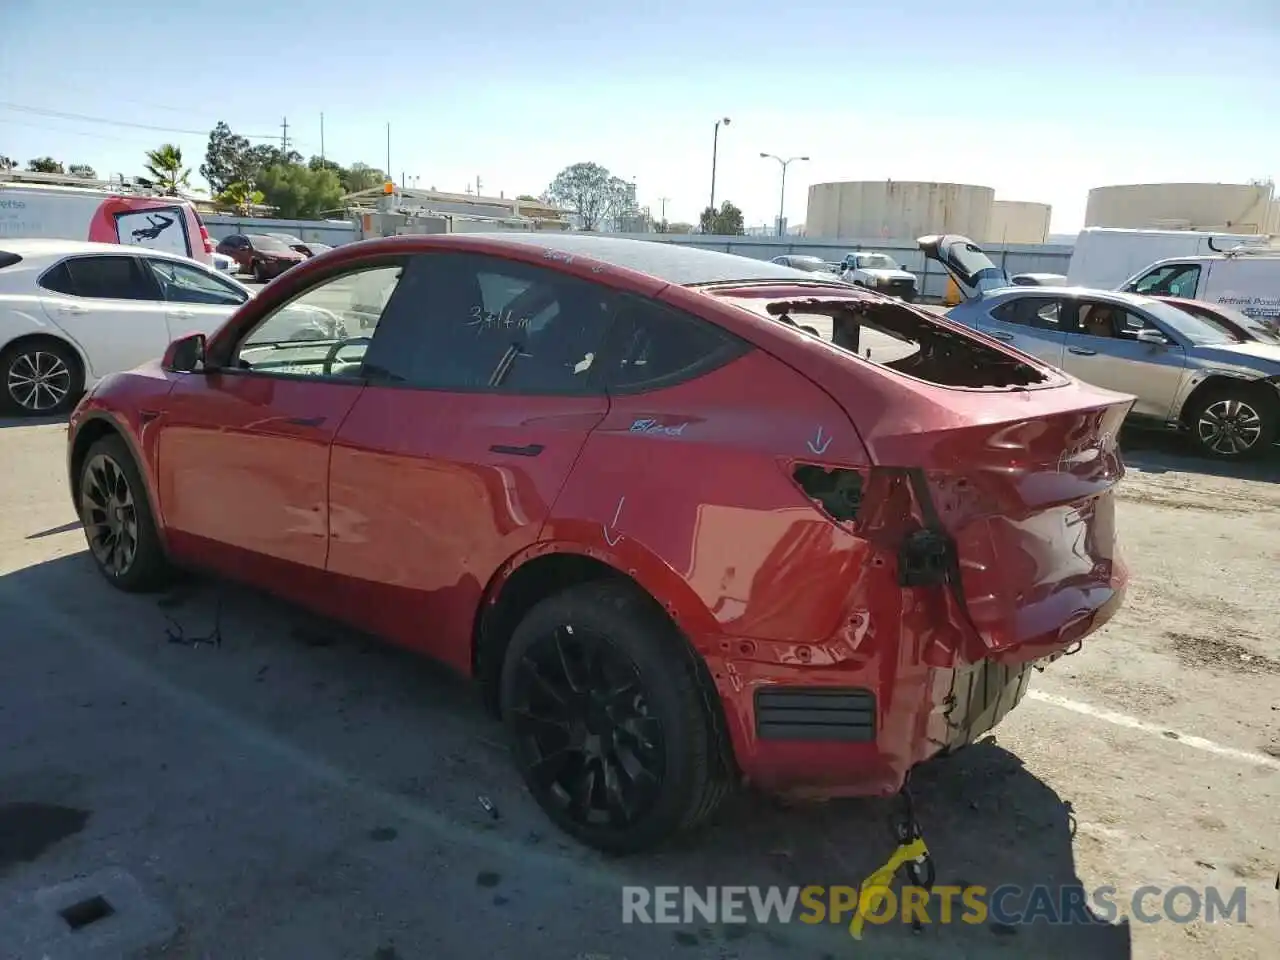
[806,181,994,242]
[204,215,357,246]
[603,233,1073,303]
[986,200,1051,244]
[1084,183,1277,234]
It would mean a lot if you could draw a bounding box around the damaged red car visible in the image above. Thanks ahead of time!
[66,234,1133,853]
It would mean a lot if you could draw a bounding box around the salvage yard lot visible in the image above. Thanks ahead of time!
[0,420,1276,960]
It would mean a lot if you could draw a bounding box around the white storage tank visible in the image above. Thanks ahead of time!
[806,180,994,241]
[1085,183,1276,234]
[985,200,1051,244]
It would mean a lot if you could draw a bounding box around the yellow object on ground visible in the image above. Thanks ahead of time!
[848,837,931,940]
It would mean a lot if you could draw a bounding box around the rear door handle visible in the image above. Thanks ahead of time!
[987,330,1014,341]
[286,416,326,427]
[489,443,544,457]
[169,310,195,320]
[1068,346,1097,356]
[58,304,89,315]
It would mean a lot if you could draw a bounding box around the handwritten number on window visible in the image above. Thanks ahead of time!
[468,305,532,334]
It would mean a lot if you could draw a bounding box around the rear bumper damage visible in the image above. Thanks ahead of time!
[702,563,1126,799]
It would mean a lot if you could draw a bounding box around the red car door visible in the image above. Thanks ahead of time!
[325,250,617,673]
[155,262,407,605]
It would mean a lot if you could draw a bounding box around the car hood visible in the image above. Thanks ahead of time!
[1193,340,1280,373]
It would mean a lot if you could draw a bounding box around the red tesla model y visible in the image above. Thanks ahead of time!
[67,234,1133,852]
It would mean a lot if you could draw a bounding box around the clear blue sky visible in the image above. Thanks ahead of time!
[2,0,1277,233]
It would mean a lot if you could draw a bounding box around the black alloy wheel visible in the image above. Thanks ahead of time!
[508,623,665,830]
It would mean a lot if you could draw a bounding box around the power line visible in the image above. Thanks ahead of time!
[0,117,165,144]
[0,100,281,141]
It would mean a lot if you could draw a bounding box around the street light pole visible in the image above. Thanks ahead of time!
[709,117,731,218]
[760,152,809,236]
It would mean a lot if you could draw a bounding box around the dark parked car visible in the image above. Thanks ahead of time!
[67,233,1132,852]
[215,233,307,282]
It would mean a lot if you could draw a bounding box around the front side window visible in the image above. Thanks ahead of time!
[234,263,404,378]
[1128,263,1201,298]
[146,258,248,306]
[364,252,615,394]
[42,256,160,301]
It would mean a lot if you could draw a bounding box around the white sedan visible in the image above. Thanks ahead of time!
[0,239,345,416]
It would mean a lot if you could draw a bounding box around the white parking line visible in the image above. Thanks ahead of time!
[1028,689,1280,770]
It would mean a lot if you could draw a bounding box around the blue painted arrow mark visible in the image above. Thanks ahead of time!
[603,496,626,546]
[807,426,832,455]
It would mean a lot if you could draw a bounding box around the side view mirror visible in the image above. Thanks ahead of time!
[162,332,206,373]
[1135,329,1169,346]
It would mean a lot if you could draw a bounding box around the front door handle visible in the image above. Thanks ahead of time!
[489,443,544,457]
[286,416,326,427]
[169,310,195,320]
[987,330,1014,341]
[1068,346,1097,356]
[58,305,89,315]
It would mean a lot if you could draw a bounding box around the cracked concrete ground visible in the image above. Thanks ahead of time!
[0,417,1276,960]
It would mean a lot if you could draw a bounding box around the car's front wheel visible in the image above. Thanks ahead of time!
[78,434,176,592]
[0,339,83,417]
[1187,385,1279,459]
[252,260,268,283]
[500,581,732,854]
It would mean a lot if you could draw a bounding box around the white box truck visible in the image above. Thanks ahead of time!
[1065,227,1268,289]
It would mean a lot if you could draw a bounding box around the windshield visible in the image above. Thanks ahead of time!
[1136,298,1237,345]
[248,234,292,252]
[856,253,899,270]
[1188,302,1280,343]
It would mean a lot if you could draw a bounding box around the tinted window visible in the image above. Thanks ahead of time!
[366,252,614,394]
[234,263,405,378]
[147,258,247,305]
[602,295,745,392]
[48,256,159,300]
[38,261,76,295]
[990,296,1062,330]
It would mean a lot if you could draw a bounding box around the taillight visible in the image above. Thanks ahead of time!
[200,225,214,253]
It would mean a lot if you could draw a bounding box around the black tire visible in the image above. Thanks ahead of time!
[0,338,83,417]
[252,260,267,283]
[78,433,176,592]
[1185,383,1279,460]
[500,580,733,854]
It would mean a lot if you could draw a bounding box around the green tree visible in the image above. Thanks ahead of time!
[256,163,343,219]
[699,201,745,236]
[341,162,386,194]
[144,144,191,195]
[201,121,252,195]
[27,157,64,174]
[68,164,97,178]
[545,161,632,231]
[0,155,15,171]
[214,180,266,216]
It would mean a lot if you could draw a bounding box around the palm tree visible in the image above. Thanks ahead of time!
[143,144,191,196]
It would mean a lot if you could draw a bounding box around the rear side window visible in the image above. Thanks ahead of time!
[41,256,160,301]
[601,295,748,393]
[990,296,1063,330]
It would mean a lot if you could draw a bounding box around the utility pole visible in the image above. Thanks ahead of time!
[385,123,391,182]
[320,113,325,166]
[658,196,670,220]
[709,117,730,218]
[476,175,483,196]
[280,117,290,154]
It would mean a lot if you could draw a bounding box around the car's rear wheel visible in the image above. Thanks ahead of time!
[0,339,83,417]
[500,581,732,854]
[78,434,175,592]
[1187,385,1278,459]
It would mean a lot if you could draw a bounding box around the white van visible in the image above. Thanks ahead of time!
[1065,227,1268,290]
[1120,249,1280,332]
[0,172,214,266]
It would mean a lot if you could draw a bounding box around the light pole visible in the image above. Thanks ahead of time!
[709,117,731,218]
[760,152,809,236]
